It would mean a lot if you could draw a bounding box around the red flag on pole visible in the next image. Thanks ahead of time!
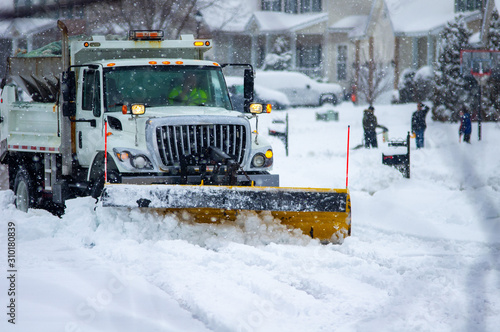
[104,119,108,184]
[346,125,350,189]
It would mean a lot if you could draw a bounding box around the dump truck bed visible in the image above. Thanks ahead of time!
[0,91,61,153]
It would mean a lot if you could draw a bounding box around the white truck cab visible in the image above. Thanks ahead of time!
[0,26,277,213]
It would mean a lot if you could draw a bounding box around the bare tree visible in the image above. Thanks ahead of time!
[355,60,392,105]
[84,0,248,39]
[85,0,202,39]
[351,36,394,105]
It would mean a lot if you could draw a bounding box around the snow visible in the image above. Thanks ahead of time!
[248,11,328,32]
[386,0,457,35]
[200,0,257,32]
[255,70,342,94]
[329,15,369,38]
[385,0,483,36]
[1,100,500,331]
[0,0,13,11]
[225,76,291,107]
[0,18,56,38]
[414,65,434,81]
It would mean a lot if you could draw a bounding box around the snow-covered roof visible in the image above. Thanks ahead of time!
[385,0,455,35]
[246,11,328,33]
[201,0,256,33]
[329,15,368,38]
[0,18,56,38]
[385,0,479,36]
[0,0,13,11]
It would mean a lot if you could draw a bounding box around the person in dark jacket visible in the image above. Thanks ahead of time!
[363,106,380,148]
[459,108,472,143]
[411,102,430,148]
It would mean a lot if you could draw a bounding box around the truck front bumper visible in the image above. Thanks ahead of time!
[120,173,279,187]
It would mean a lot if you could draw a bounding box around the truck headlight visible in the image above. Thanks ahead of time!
[116,151,130,161]
[131,155,150,169]
[131,104,145,115]
[251,149,273,168]
[252,153,265,167]
[114,148,153,170]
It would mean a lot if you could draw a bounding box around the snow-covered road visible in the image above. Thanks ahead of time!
[1,102,499,331]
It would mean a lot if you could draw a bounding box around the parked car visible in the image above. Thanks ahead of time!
[225,76,290,112]
[255,70,343,107]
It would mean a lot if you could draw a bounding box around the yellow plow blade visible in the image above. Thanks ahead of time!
[101,184,351,243]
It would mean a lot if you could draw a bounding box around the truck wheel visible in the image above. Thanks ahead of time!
[90,171,120,199]
[90,175,105,199]
[43,201,66,217]
[13,167,35,212]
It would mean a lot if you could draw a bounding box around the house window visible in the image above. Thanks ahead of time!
[262,0,281,11]
[298,45,322,68]
[262,0,322,13]
[455,0,483,12]
[301,0,322,13]
[285,0,298,13]
[337,45,348,81]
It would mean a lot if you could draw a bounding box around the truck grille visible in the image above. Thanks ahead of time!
[156,124,247,166]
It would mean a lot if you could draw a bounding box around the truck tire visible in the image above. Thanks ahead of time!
[43,200,66,217]
[13,166,36,212]
[90,171,120,199]
[90,174,105,199]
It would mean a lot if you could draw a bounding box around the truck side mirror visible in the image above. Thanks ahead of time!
[243,68,254,113]
[61,71,76,117]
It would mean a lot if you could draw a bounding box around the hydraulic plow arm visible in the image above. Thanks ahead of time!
[101,184,351,243]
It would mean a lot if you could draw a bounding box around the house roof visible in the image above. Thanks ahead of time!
[385,0,479,36]
[0,0,13,12]
[246,11,328,33]
[329,15,369,38]
[209,0,483,39]
[0,18,56,38]
[200,0,257,33]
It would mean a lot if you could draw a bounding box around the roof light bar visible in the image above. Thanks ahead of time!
[129,30,164,41]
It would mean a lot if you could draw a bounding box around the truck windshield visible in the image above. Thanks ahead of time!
[104,65,232,111]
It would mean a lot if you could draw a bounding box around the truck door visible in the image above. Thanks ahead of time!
[75,67,103,167]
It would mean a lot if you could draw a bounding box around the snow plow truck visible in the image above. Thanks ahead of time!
[0,21,351,243]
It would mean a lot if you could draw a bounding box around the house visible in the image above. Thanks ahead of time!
[0,0,86,81]
[210,0,487,103]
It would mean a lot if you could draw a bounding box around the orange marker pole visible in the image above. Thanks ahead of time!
[104,119,108,184]
[346,125,350,189]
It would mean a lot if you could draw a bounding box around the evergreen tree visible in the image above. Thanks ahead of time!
[484,9,500,121]
[488,10,500,50]
[261,36,292,71]
[398,68,416,103]
[432,16,473,121]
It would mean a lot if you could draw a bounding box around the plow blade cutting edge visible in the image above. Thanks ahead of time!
[101,184,351,243]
